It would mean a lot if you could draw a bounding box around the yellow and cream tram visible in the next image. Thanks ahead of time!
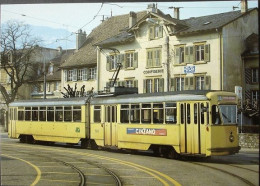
[8,90,240,158]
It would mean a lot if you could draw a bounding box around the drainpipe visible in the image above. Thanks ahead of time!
[165,36,170,92]
[96,47,100,92]
[217,28,224,91]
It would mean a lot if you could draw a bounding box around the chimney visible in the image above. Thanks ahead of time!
[174,7,180,19]
[129,11,137,28]
[241,0,248,13]
[76,29,87,50]
[147,3,157,13]
[57,46,62,54]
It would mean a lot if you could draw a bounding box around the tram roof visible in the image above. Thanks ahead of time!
[9,97,89,107]
[9,90,233,107]
[91,90,212,105]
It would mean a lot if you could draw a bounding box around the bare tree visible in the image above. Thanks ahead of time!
[0,20,41,105]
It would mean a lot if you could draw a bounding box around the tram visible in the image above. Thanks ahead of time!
[8,90,240,158]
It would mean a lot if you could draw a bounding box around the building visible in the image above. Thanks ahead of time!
[241,33,259,124]
[30,47,75,99]
[96,3,258,95]
[59,11,147,96]
[0,46,61,129]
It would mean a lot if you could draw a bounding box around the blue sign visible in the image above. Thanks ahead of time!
[184,66,195,74]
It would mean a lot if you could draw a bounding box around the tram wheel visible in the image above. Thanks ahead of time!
[168,148,180,160]
[90,140,98,150]
[81,139,88,149]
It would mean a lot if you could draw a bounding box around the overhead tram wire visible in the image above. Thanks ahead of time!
[15,3,104,48]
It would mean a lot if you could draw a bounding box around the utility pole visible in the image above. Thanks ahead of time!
[43,55,46,99]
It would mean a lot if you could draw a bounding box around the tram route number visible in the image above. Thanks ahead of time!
[127,128,167,136]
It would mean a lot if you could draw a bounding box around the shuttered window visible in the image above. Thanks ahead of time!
[125,52,138,69]
[149,25,163,40]
[146,48,162,68]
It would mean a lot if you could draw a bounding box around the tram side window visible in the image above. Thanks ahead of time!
[130,104,140,123]
[153,104,163,124]
[18,108,24,121]
[94,106,101,122]
[25,107,31,121]
[194,104,198,124]
[121,105,129,123]
[73,106,81,122]
[47,107,54,121]
[200,103,205,124]
[32,107,38,121]
[212,105,221,125]
[55,107,63,121]
[39,107,46,121]
[181,104,185,124]
[141,104,151,123]
[187,104,190,124]
[64,107,72,121]
[165,103,177,124]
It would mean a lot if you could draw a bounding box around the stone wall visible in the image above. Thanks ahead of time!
[239,133,259,148]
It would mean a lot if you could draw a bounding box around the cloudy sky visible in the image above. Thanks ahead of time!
[1,1,258,48]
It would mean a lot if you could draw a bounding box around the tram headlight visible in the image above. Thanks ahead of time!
[229,132,234,142]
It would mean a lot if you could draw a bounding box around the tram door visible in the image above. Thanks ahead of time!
[9,108,16,138]
[180,103,207,154]
[104,106,117,146]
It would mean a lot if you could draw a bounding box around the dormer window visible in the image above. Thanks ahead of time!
[149,25,163,40]
[48,65,54,74]
[203,21,211,25]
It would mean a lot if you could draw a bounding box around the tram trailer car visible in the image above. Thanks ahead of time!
[8,91,240,158]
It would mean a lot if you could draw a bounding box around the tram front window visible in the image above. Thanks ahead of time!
[218,105,237,124]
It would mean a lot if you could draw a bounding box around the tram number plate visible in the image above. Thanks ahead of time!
[127,128,167,136]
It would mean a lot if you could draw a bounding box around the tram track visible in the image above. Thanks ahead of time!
[188,161,257,186]
[2,142,181,186]
[1,146,122,186]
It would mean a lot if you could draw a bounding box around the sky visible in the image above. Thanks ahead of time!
[1,1,258,49]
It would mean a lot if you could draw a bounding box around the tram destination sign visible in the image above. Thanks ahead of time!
[127,128,167,136]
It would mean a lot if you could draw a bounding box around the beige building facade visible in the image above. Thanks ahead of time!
[96,6,258,95]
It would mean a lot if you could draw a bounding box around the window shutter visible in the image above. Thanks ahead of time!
[159,78,164,92]
[189,46,194,63]
[205,76,211,90]
[147,51,152,68]
[143,79,147,93]
[82,68,87,81]
[133,80,138,88]
[149,27,154,40]
[245,68,251,84]
[64,70,67,82]
[158,26,163,38]
[72,69,77,81]
[170,78,175,91]
[158,49,162,66]
[174,47,180,64]
[120,54,125,69]
[205,44,210,62]
[106,56,110,71]
[190,77,195,90]
[133,52,138,68]
[121,81,126,87]
[184,77,189,90]
[184,47,190,63]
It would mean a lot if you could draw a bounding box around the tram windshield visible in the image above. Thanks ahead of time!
[218,105,237,124]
